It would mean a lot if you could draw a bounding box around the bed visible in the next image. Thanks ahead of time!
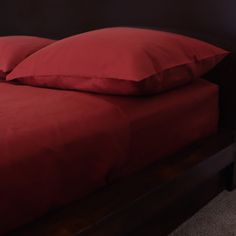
[0,0,236,236]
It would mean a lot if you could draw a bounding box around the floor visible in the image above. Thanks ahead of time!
[169,190,236,236]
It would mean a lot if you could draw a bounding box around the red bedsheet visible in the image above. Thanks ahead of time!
[0,79,218,234]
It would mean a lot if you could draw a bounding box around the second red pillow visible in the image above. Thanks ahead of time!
[0,36,55,79]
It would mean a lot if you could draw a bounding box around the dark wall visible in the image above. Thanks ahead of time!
[0,0,236,50]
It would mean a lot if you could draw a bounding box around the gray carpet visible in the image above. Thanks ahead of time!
[169,190,236,236]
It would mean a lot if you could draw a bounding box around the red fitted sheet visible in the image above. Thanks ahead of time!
[0,79,218,234]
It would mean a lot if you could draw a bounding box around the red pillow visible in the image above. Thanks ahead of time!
[7,28,229,95]
[0,36,55,79]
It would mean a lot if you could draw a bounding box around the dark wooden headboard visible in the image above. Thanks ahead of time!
[1,0,236,128]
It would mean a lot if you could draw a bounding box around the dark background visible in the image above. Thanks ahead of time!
[0,0,235,50]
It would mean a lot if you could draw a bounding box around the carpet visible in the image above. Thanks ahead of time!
[169,190,236,236]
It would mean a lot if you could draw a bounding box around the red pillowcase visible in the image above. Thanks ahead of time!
[7,28,229,95]
[0,36,55,79]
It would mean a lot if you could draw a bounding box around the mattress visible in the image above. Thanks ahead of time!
[0,79,218,234]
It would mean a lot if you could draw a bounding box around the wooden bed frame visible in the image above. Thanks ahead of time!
[2,0,236,235]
